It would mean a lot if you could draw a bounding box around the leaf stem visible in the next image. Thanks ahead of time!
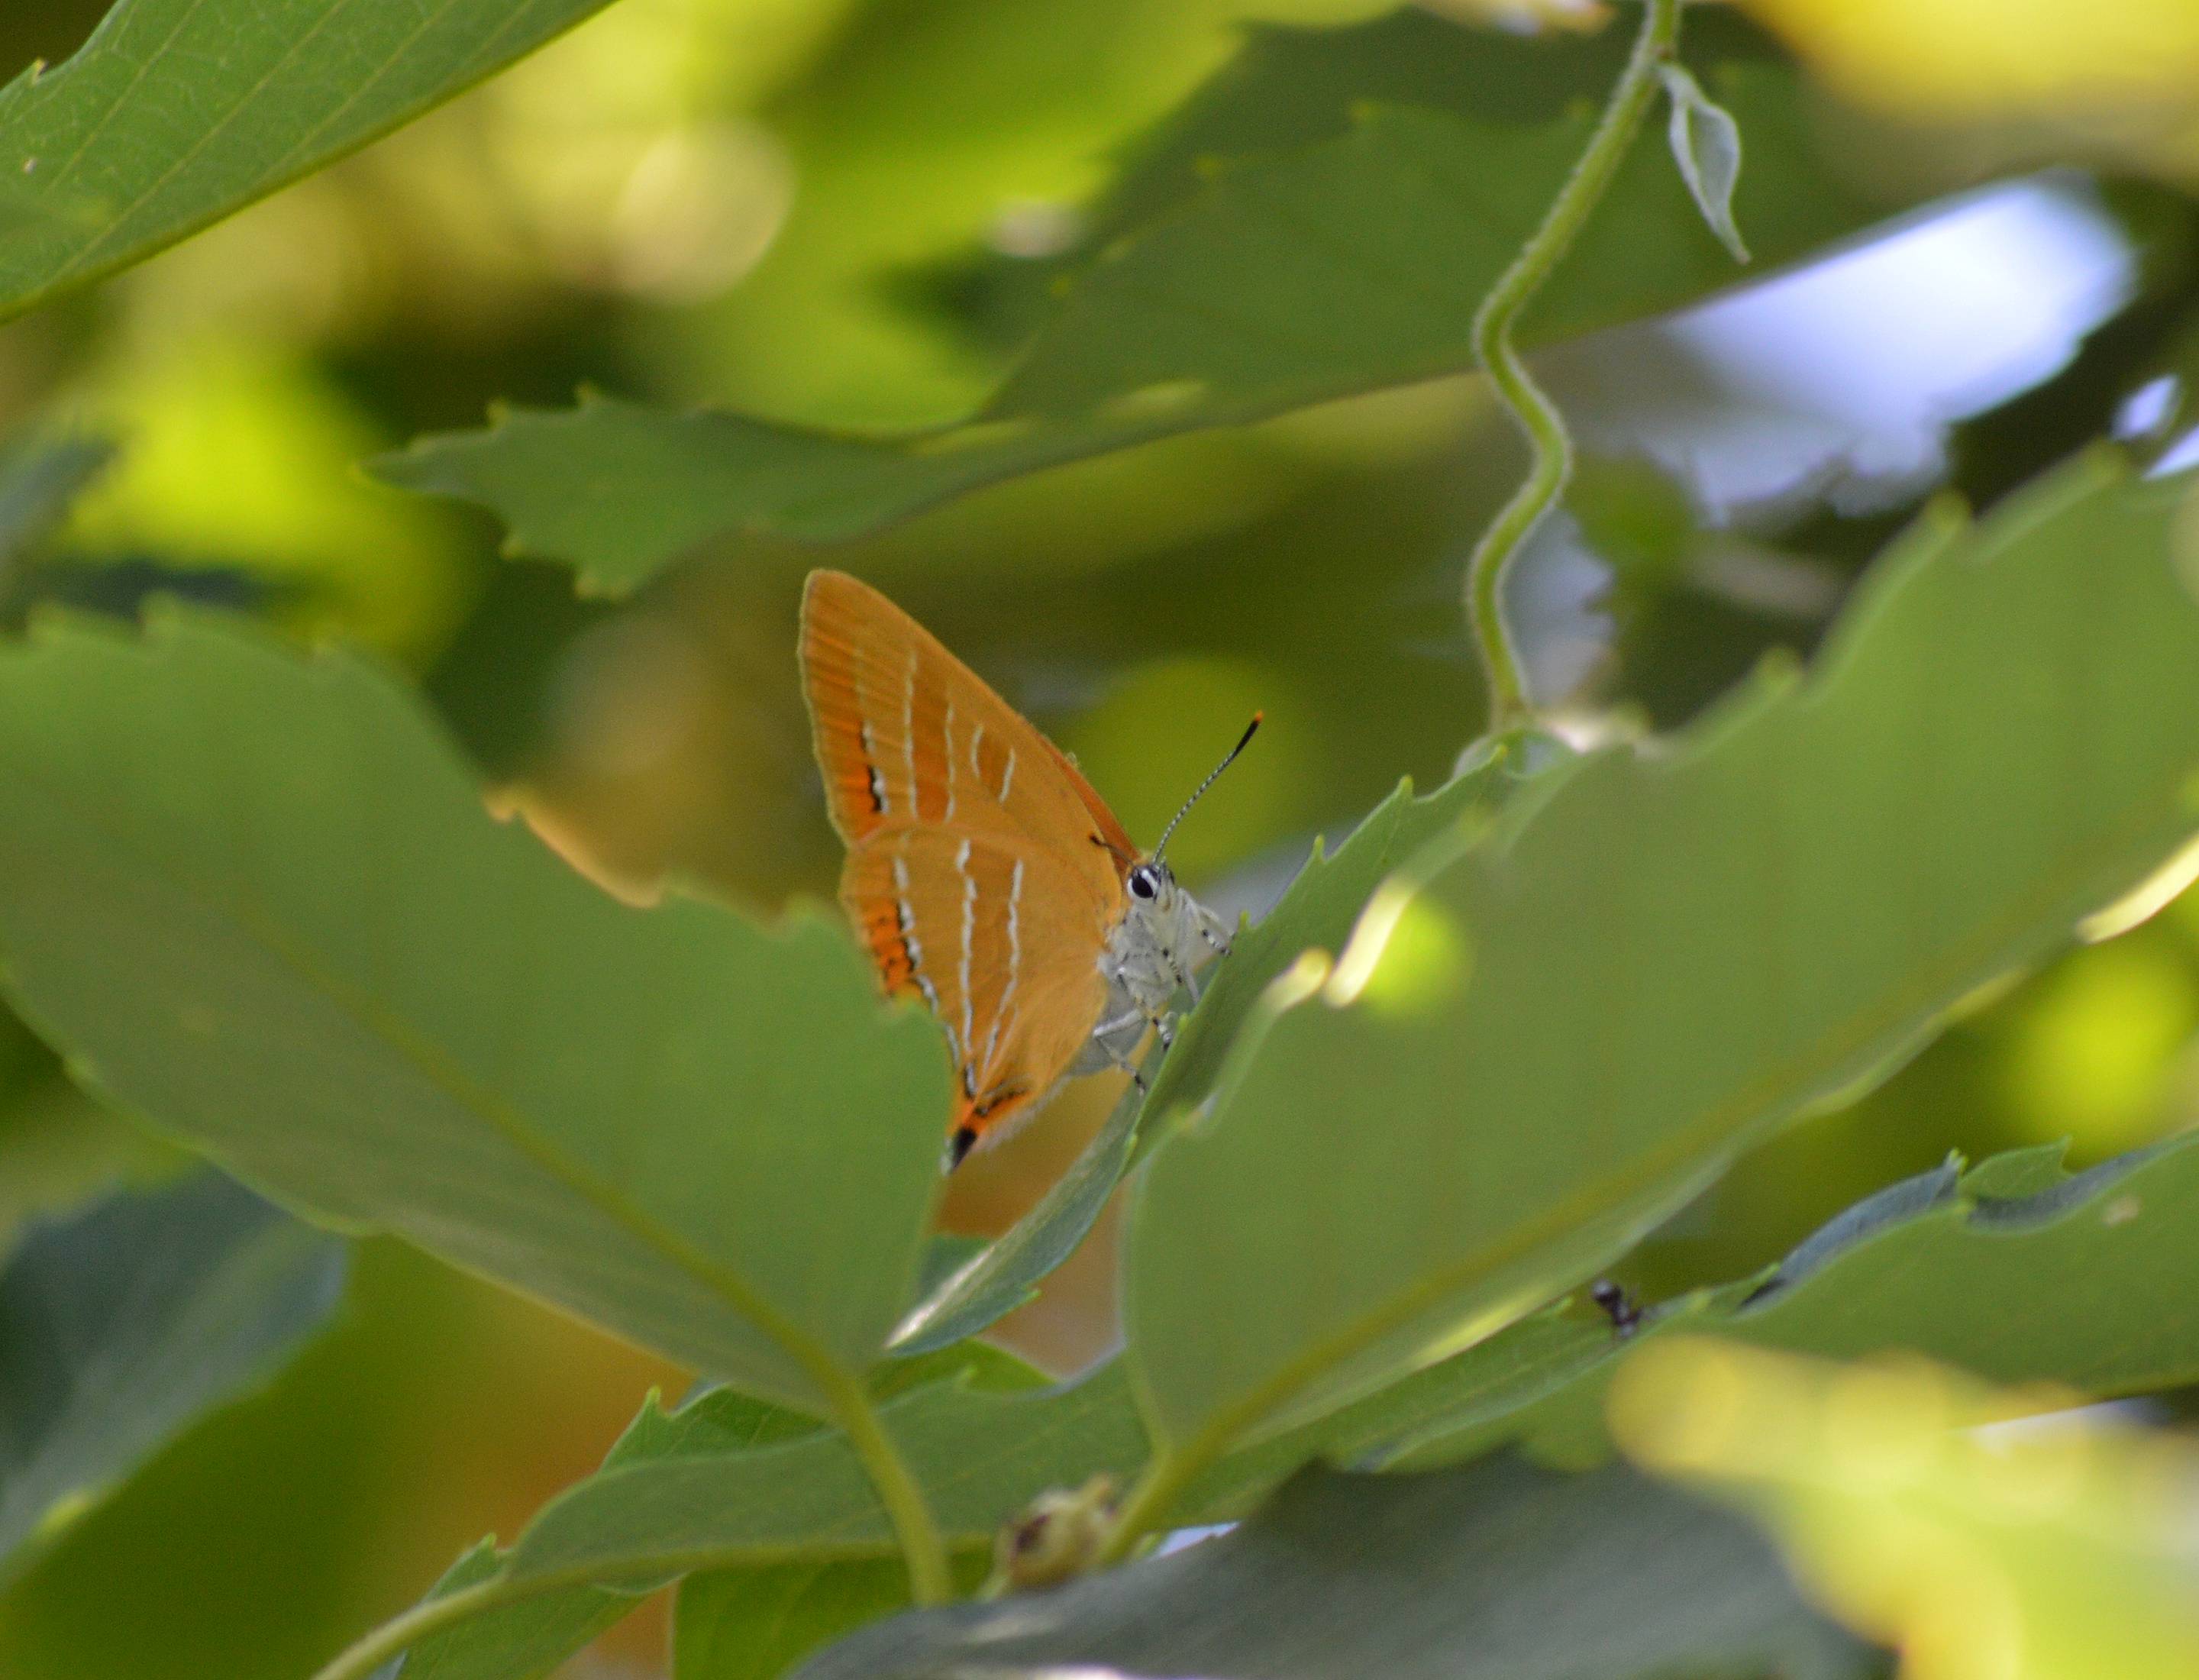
[303,1367,950,1680]
[819,1365,956,1605]
[1090,1446,1194,1570]
[182,823,960,1629]
[1096,6,1692,1564]
[1464,0,1684,729]
[303,1375,953,1680]
[305,1580,511,1680]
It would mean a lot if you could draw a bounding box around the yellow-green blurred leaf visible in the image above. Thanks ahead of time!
[1742,0,2199,118]
[58,341,465,657]
[1615,1340,2199,1679]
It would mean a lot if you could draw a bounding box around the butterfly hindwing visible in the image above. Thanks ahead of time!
[842,829,1106,1136]
[800,570,1135,1146]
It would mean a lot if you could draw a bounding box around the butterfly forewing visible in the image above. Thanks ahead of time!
[800,570,1135,1145]
[802,573,1134,858]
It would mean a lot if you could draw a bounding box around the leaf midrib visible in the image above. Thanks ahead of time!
[1148,757,2199,1469]
[3,741,844,1402]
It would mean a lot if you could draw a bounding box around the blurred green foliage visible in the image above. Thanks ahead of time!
[4,0,2199,1675]
[1616,1341,2199,1678]
[0,1175,345,1589]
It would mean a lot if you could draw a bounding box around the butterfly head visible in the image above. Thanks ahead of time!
[1112,850,1226,1010]
[1119,858,1202,956]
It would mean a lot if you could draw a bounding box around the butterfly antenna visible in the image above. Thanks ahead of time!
[1154,712,1262,864]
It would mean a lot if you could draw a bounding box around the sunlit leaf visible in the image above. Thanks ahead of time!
[0,612,948,1415]
[1615,1341,2199,1678]
[0,0,626,322]
[790,1455,1870,1680]
[0,1171,346,1585]
[374,12,1900,589]
[1740,0,2199,118]
[1125,454,2199,1453]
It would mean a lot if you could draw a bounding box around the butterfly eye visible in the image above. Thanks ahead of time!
[1128,865,1160,901]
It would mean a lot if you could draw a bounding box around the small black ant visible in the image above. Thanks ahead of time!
[1589,1279,1643,1338]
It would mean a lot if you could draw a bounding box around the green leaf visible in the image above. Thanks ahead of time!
[1658,62,1750,264]
[501,1368,1151,1591]
[1386,1132,2199,1472]
[0,611,950,1414]
[956,6,1780,317]
[0,173,98,250]
[1136,735,1552,1162]
[376,1540,632,1680]
[674,1556,987,1680]
[345,1119,2199,1672]
[790,1457,1868,1680]
[908,1235,991,1310]
[345,1362,1145,1676]
[373,15,1899,589]
[364,1125,2199,1672]
[379,1376,835,1679]
[889,1068,1145,1356]
[0,0,624,323]
[379,1352,1039,1678]
[1124,454,2199,1455]
[0,1170,346,1585]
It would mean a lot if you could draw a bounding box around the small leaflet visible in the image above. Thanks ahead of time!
[1658,62,1749,266]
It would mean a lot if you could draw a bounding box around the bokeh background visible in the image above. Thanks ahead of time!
[4,0,2199,1673]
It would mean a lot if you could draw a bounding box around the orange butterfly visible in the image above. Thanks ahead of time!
[799,570,1257,1166]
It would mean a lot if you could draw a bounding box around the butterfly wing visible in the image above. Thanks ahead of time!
[842,830,1107,1139]
[801,570,1136,862]
[800,570,1133,1147]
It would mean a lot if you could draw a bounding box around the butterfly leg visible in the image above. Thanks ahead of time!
[1080,979,1152,1083]
[1159,929,1209,1006]
[1099,998,1173,1052]
[1083,1010,1151,1094]
[1196,904,1234,959]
